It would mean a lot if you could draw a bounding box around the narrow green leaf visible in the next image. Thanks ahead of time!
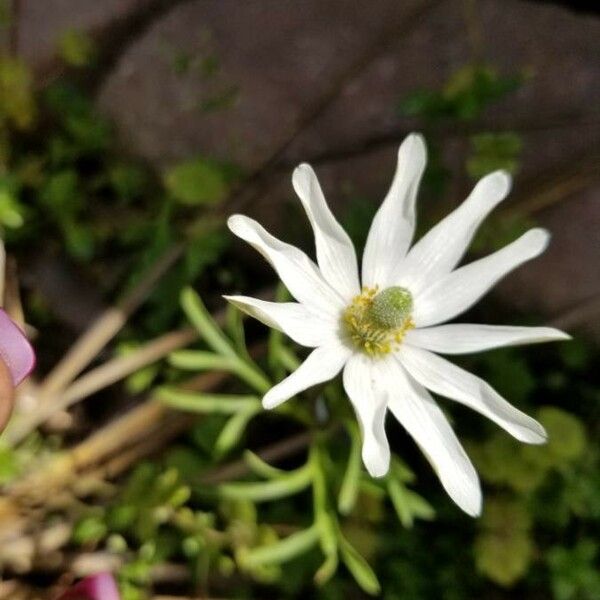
[225,302,251,361]
[180,287,236,357]
[391,456,416,483]
[168,350,236,371]
[388,474,435,527]
[310,446,338,566]
[387,478,414,528]
[317,511,338,565]
[405,489,435,521]
[311,446,328,515]
[337,529,381,595]
[219,464,313,503]
[278,346,301,372]
[215,408,259,457]
[338,422,362,514]
[314,551,338,586]
[243,524,320,568]
[243,450,287,479]
[229,357,272,395]
[157,388,260,414]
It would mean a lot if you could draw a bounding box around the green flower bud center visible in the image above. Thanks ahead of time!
[342,286,414,357]
[369,286,413,329]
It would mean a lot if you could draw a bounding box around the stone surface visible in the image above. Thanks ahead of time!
[97,0,424,169]
[17,0,154,69]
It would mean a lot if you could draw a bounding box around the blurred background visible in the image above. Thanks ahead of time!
[0,1,598,599]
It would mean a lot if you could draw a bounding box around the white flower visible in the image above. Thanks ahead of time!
[225,133,570,516]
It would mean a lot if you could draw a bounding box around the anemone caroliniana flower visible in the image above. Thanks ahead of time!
[57,572,120,600]
[0,241,36,432]
[225,133,569,516]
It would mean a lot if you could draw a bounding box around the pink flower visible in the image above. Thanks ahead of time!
[56,573,121,600]
[0,308,35,385]
[0,307,35,431]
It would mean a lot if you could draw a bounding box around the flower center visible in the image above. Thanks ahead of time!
[342,286,414,357]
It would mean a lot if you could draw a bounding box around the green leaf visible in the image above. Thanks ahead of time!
[180,288,236,358]
[338,422,362,515]
[225,302,251,360]
[168,350,236,372]
[125,364,158,394]
[58,29,96,67]
[475,497,533,586]
[41,170,80,215]
[337,528,381,595]
[109,164,146,202]
[215,407,259,456]
[388,478,435,527]
[0,56,37,129]
[157,388,260,414]
[397,65,525,122]
[63,219,95,260]
[390,457,416,484]
[314,551,338,586]
[117,341,158,393]
[0,443,19,484]
[277,346,301,372]
[475,531,533,587]
[218,464,313,503]
[73,515,108,544]
[387,478,413,527]
[164,157,229,206]
[0,183,25,228]
[467,132,523,180]
[242,524,320,568]
[539,406,586,462]
[243,450,287,479]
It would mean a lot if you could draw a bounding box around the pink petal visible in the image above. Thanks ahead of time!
[0,308,35,385]
[56,573,121,600]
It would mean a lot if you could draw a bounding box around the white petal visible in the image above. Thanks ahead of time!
[385,358,481,516]
[263,343,351,409]
[228,215,345,318]
[362,134,427,288]
[292,164,360,301]
[413,228,550,328]
[224,295,338,348]
[342,353,391,477]
[398,344,547,443]
[395,171,511,294]
[406,323,571,354]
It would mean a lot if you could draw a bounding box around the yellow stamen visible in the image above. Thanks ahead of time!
[342,286,414,357]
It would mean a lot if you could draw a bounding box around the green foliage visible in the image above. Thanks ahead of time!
[58,29,97,67]
[69,287,439,597]
[467,132,523,179]
[399,65,525,121]
[164,157,233,206]
[548,540,600,600]
[0,55,36,132]
[0,175,25,228]
[474,498,533,586]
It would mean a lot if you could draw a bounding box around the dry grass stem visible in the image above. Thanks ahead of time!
[37,245,182,401]
[6,327,197,445]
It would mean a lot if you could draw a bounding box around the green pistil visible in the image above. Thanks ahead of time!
[368,286,413,329]
[342,286,414,356]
